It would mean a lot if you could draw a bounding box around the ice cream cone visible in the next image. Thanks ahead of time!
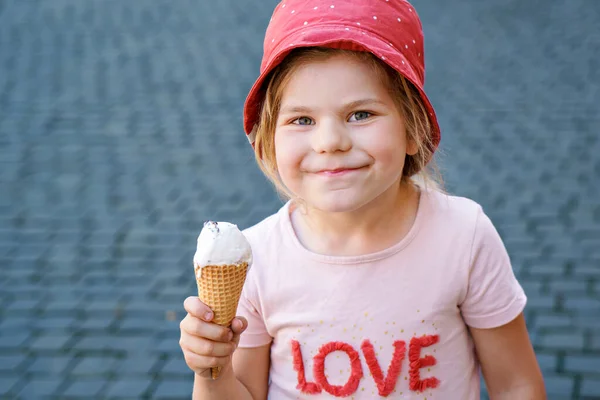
[196,262,249,379]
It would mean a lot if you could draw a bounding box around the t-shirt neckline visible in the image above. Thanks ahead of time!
[280,188,429,265]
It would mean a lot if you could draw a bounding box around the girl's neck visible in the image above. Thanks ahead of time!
[290,180,421,257]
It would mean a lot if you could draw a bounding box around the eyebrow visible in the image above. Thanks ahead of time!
[279,98,387,115]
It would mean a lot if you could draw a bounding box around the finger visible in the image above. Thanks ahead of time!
[183,297,214,322]
[231,317,248,346]
[231,317,248,335]
[181,343,232,369]
[180,315,233,342]
[179,336,236,357]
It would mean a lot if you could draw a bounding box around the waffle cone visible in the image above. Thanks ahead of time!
[196,262,249,326]
[196,262,249,380]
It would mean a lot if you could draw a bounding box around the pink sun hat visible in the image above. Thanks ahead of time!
[243,0,440,155]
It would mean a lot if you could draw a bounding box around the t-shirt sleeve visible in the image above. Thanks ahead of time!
[236,267,273,348]
[459,206,527,329]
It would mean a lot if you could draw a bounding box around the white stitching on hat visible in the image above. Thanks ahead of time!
[313,6,318,10]
[330,5,335,8]
[304,21,308,25]
[373,16,377,20]
[397,17,402,22]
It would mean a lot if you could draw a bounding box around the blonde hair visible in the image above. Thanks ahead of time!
[253,47,443,199]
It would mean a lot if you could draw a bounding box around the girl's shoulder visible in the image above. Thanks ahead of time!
[421,188,491,239]
[242,201,290,253]
[425,188,485,221]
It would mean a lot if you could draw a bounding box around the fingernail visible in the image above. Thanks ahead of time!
[204,312,213,320]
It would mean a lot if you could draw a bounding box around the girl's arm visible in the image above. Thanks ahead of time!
[192,345,270,400]
[233,345,271,399]
[470,313,546,399]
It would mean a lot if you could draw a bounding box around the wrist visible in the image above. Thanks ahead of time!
[195,363,234,382]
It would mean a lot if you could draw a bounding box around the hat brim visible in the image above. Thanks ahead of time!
[243,24,440,151]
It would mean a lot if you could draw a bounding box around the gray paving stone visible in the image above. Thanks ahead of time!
[78,316,115,330]
[26,355,73,374]
[564,297,600,313]
[535,353,558,373]
[29,334,72,351]
[592,333,600,351]
[0,377,19,397]
[116,355,161,375]
[61,378,107,398]
[542,374,575,398]
[4,298,42,312]
[564,355,600,375]
[538,332,585,351]
[547,279,589,294]
[72,336,112,352]
[105,377,152,398]
[117,317,161,332]
[33,316,77,330]
[40,299,82,314]
[71,356,118,375]
[526,296,557,310]
[153,378,194,399]
[0,332,31,349]
[109,336,154,354]
[161,357,192,376]
[575,315,600,329]
[534,314,573,329]
[18,377,62,398]
[0,354,27,371]
[0,316,34,330]
[581,377,600,399]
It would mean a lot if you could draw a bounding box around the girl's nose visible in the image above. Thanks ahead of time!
[310,119,352,153]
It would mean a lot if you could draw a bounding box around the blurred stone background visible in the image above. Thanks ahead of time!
[0,0,598,398]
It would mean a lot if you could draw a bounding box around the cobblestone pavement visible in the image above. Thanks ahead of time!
[0,0,598,398]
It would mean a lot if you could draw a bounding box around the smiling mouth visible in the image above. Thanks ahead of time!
[316,166,367,176]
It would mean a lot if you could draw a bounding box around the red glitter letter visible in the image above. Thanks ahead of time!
[408,335,440,392]
[291,340,321,394]
[361,339,406,397]
[313,342,363,397]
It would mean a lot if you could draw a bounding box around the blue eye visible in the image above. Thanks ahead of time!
[292,117,314,125]
[349,111,372,122]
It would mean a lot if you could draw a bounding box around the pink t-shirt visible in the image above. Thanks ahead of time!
[237,189,526,399]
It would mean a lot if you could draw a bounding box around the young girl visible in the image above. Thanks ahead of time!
[179,1,545,398]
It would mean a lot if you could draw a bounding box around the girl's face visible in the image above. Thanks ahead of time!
[274,54,417,213]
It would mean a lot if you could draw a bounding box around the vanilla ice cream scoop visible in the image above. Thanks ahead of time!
[193,221,252,279]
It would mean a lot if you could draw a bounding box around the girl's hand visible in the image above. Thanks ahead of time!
[179,296,248,379]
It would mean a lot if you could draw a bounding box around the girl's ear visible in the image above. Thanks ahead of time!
[406,137,419,156]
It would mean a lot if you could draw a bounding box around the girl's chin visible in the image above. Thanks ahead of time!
[301,193,373,214]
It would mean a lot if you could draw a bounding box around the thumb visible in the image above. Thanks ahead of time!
[231,317,248,344]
